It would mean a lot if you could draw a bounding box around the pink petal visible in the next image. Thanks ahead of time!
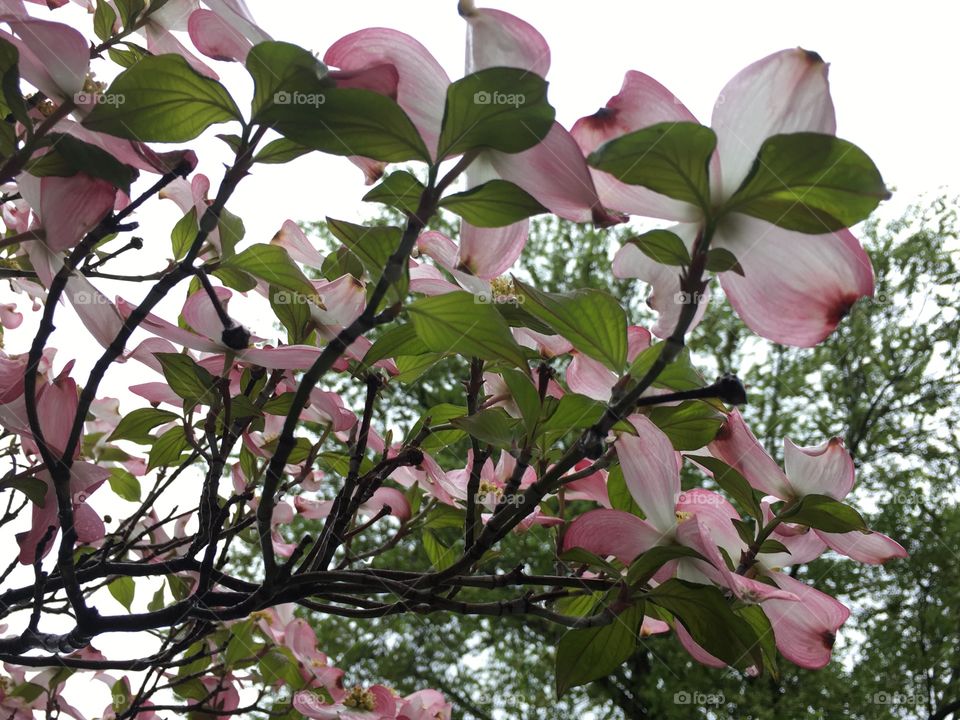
[563,509,661,563]
[566,353,616,401]
[616,414,681,535]
[238,345,323,371]
[709,409,794,499]
[513,328,573,358]
[182,286,231,342]
[57,118,198,175]
[817,529,908,564]
[716,218,874,347]
[417,230,460,271]
[3,19,88,99]
[459,220,528,278]
[763,570,849,670]
[563,460,610,507]
[1,303,23,329]
[144,22,219,80]
[201,0,270,45]
[125,338,178,373]
[188,8,253,62]
[303,388,356,432]
[272,220,324,267]
[0,351,27,404]
[460,3,550,76]
[324,28,449,160]
[611,223,709,340]
[117,297,223,353]
[35,372,78,457]
[64,274,124,350]
[674,620,727,668]
[360,486,411,521]
[627,325,652,361]
[73,501,105,544]
[130,382,182,407]
[783,436,855,500]
[570,71,702,222]
[712,48,835,200]
[33,174,116,253]
[488,122,623,226]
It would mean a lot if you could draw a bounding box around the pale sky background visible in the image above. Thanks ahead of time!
[1,1,958,714]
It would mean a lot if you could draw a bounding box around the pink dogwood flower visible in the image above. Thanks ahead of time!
[572,49,875,346]
[710,409,908,564]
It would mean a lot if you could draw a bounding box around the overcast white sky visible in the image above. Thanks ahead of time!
[0,2,957,712]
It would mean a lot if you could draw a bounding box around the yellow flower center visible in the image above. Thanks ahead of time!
[343,686,376,711]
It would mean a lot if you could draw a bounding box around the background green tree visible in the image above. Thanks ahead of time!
[284,196,959,719]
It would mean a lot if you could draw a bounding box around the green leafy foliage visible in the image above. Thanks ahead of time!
[588,122,717,212]
[724,133,890,232]
[83,54,241,142]
[437,67,555,158]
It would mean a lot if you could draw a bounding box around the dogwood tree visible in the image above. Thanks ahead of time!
[0,0,903,717]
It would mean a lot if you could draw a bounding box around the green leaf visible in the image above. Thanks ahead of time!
[451,408,520,450]
[737,604,779,680]
[783,493,867,533]
[558,547,621,576]
[647,578,762,669]
[0,38,29,130]
[108,576,135,610]
[555,602,644,697]
[258,647,304,687]
[3,475,47,506]
[500,369,541,437]
[260,86,429,162]
[626,229,691,266]
[588,122,717,212]
[606,465,642,516]
[252,137,312,164]
[758,539,790,555]
[245,41,329,119]
[514,279,627,372]
[648,400,724,450]
[540,393,604,441]
[108,467,141,502]
[407,291,528,368]
[155,352,218,408]
[691,455,762,521]
[362,324,428,367]
[437,67,555,159]
[217,207,245,259]
[704,247,744,275]
[394,353,444,384]
[628,342,705,392]
[362,171,425,215]
[439,179,547,227]
[423,529,458,571]
[326,218,407,303]
[24,134,138,193]
[148,426,190,470]
[225,619,256,668]
[724,133,890,233]
[221,243,316,299]
[626,546,705,587]
[93,0,118,41]
[114,0,145,29]
[83,54,240,142]
[171,207,198,261]
[147,585,165,612]
[269,285,312,345]
[107,43,147,69]
[109,407,179,444]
